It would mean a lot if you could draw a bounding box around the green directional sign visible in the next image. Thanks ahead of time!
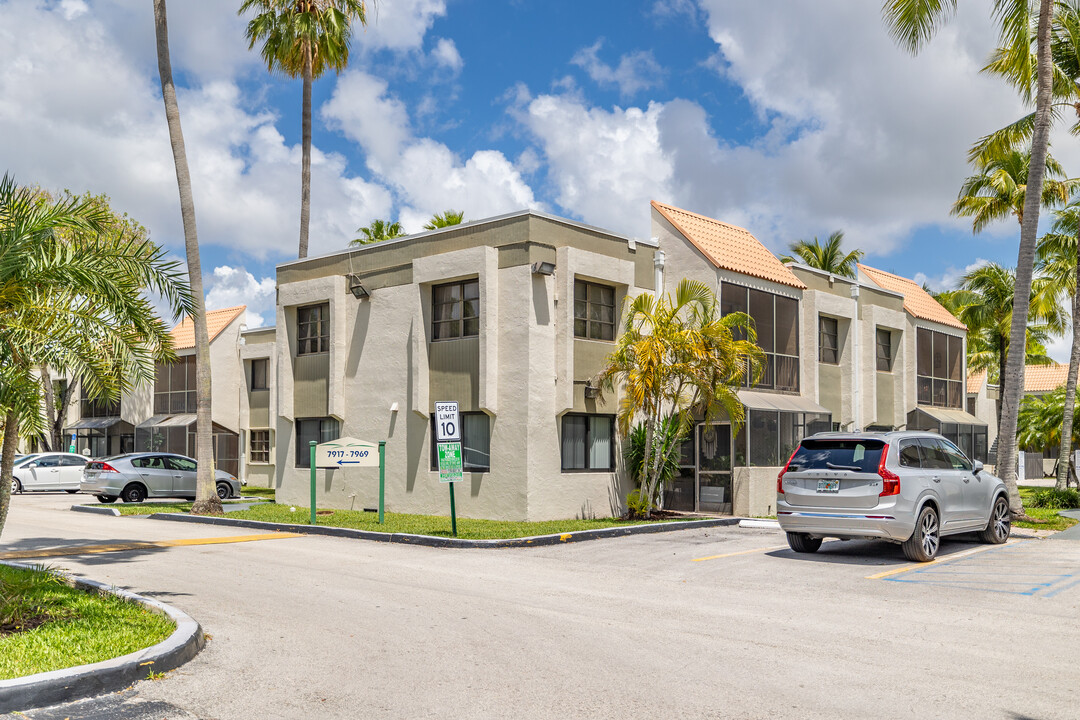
[438,442,463,483]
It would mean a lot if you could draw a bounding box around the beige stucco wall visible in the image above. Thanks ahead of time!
[240,327,277,487]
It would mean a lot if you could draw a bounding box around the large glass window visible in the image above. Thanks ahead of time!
[741,411,832,467]
[561,414,614,471]
[297,303,329,355]
[917,328,963,408]
[720,282,800,392]
[250,430,270,464]
[80,383,120,418]
[876,328,893,371]
[154,356,197,415]
[819,316,839,364]
[574,281,616,341]
[432,280,480,340]
[430,412,490,471]
[296,417,340,468]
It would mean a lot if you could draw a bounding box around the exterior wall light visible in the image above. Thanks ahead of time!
[531,261,555,275]
[347,273,369,299]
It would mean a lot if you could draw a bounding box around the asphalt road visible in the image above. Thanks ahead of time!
[3,493,1080,720]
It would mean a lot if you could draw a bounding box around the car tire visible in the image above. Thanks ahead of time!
[978,495,1011,545]
[786,532,822,553]
[10,478,21,494]
[96,495,117,504]
[216,482,231,500]
[902,505,940,562]
[121,484,147,504]
[65,489,79,494]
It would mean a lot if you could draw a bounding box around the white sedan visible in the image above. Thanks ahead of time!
[10,452,89,493]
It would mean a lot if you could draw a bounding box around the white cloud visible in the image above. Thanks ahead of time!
[431,38,463,72]
[571,40,662,98]
[323,70,541,232]
[0,0,391,260]
[362,0,447,52]
[913,258,991,293]
[205,266,276,329]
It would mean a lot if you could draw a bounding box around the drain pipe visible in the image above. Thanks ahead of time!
[850,283,861,431]
[653,249,666,295]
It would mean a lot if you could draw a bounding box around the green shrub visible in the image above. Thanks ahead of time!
[625,489,653,519]
[1029,488,1080,510]
[624,416,685,509]
[0,565,69,631]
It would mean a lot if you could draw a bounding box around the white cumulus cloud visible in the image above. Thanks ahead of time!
[571,40,663,98]
[205,266,277,329]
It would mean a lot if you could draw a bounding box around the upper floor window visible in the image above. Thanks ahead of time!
[297,303,330,355]
[876,328,894,371]
[818,316,839,364]
[154,356,197,415]
[250,358,268,391]
[80,382,120,418]
[917,328,963,408]
[432,279,479,340]
[720,282,800,392]
[574,280,615,341]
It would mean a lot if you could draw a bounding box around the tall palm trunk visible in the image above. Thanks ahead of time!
[153,0,221,515]
[40,365,55,452]
[1056,250,1080,490]
[0,412,19,539]
[998,0,1055,518]
[299,47,312,259]
[997,335,1007,431]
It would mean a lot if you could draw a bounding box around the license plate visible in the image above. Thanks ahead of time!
[816,479,840,493]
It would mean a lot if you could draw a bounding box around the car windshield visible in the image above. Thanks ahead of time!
[788,439,885,473]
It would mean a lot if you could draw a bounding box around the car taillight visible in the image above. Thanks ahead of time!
[99,463,118,474]
[877,443,900,496]
[777,447,800,493]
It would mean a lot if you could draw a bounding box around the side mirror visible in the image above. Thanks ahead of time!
[973,460,984,474]
[27,462,37,469]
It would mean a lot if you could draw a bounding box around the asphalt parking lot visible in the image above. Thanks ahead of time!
[3,492,1079,719]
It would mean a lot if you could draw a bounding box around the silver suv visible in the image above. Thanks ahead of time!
[776,432,1010,562]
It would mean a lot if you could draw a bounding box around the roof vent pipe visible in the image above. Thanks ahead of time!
[654,250,666,294]
[850,283,861,432]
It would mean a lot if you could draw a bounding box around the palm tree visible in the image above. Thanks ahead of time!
[596,279,764,517]
[352,219,406,246]
[0,175,192,539]
[154,0,221,515]
[424,210,464,230]
[952,149,1074,229]
[883,0,1057,519]
[1037,200,1080,489]
[956,263,1065,432]
[1017,387,1080,464]
[240,0,368,259]
[780,231,863,278]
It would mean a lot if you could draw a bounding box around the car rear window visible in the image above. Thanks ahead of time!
[788,439,885,473]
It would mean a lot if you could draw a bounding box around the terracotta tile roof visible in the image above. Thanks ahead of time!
[1025,363,1070,393]
[652,201,806,290]
[170,306,246,350]
[967,369,987,394]
[858,264,966,331]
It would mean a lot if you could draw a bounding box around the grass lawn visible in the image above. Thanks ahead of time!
[241,486,276,501]
[110,499,257,516]
[109,500,697,539]
[1016,486,1079,532]
[0,565,174,680]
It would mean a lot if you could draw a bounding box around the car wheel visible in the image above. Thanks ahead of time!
[978,495,1011,545]
[786,532,822,553]
[65,489,79,494]
[121,484,146,504]
[96,495,117,504]
[902,505,940,562]
[216,482,231,500]
[10,478,20,494]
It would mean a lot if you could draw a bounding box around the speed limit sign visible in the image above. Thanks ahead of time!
[434,401,460,442]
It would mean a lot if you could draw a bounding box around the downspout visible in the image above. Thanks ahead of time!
[653,249,666,295]
[850,283,861,432]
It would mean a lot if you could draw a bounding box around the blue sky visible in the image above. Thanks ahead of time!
[0,0,1068,353]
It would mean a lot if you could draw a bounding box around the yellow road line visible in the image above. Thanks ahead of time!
[693,544,788,562]
[0,533,303,560]
[865,539,1024,580]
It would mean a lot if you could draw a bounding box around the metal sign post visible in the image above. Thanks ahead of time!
[313,437,386,524]
[434,401,462,537]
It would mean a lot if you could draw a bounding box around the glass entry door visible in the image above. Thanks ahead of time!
[698,423,732,513]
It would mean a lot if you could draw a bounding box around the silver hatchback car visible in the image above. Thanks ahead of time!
[81,453,241,504]
[777,431,1010,561]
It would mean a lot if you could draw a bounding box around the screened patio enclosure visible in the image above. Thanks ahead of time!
[135,415,240,477]
[906,406,988,464]
[64,417,134,458]
[664,391,831,514]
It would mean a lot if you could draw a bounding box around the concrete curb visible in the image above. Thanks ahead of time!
[738,519,781,530]
[0,561,205,714]
[145,512,740,548]
[70,504,121,517]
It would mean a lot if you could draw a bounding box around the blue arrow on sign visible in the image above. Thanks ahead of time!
[337,460,362,466]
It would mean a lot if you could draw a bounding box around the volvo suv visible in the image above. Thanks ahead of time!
[776,431,1010,561]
